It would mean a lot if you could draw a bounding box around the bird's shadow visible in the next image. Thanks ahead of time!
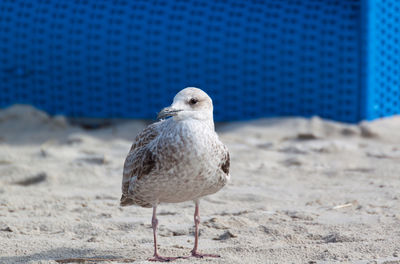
[0,247,135,264]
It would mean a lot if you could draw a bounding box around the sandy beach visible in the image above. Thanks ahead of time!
[0,105,399,264]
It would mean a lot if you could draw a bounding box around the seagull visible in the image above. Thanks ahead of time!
[120,87,230,261]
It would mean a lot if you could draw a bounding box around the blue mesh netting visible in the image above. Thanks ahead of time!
[362,0,400,120]
[0,0,398,122]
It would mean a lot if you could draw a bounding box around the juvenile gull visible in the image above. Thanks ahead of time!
[120,87,230,261]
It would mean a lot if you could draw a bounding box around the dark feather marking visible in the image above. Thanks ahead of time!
[120,194,152,207]
[120,181,152,207]
[138,149,155,179]
[120,182,133,206]
[221,152,230,174]
[120,195,134,206]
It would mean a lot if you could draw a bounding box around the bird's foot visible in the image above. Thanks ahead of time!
[191,251,220,258]
[148,254,182,262]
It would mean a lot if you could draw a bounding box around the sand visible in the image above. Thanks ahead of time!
[0,105,399,264]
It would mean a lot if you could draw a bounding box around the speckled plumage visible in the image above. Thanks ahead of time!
[120,87,230,261]
[120,89,230,208]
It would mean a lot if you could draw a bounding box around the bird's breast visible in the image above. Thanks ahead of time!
[139,119,228,203]
[155,120,221,172]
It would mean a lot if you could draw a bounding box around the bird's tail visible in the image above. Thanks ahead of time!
[120,194,152,208]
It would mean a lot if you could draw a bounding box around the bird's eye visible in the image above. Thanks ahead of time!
[189,98,198,105]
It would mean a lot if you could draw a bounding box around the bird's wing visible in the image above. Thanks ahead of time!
[120,122,160,206]
[220,144,230,175]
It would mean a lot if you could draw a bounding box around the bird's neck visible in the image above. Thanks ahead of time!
[169,117,215,136]
[172,114,214,131]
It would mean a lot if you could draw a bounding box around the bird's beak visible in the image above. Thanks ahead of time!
[157,107,182,120]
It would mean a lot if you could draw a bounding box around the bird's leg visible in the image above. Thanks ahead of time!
[148,206,179,262]
[190,201,220,258]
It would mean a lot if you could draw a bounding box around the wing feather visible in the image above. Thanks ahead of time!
[220,146,230,175]
[120,122,160,207]
[221,150,230,174]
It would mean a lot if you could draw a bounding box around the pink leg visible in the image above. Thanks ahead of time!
[148,206,180,262]
[191,201,220,258]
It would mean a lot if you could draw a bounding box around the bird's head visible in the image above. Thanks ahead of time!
[157,87,213,124]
